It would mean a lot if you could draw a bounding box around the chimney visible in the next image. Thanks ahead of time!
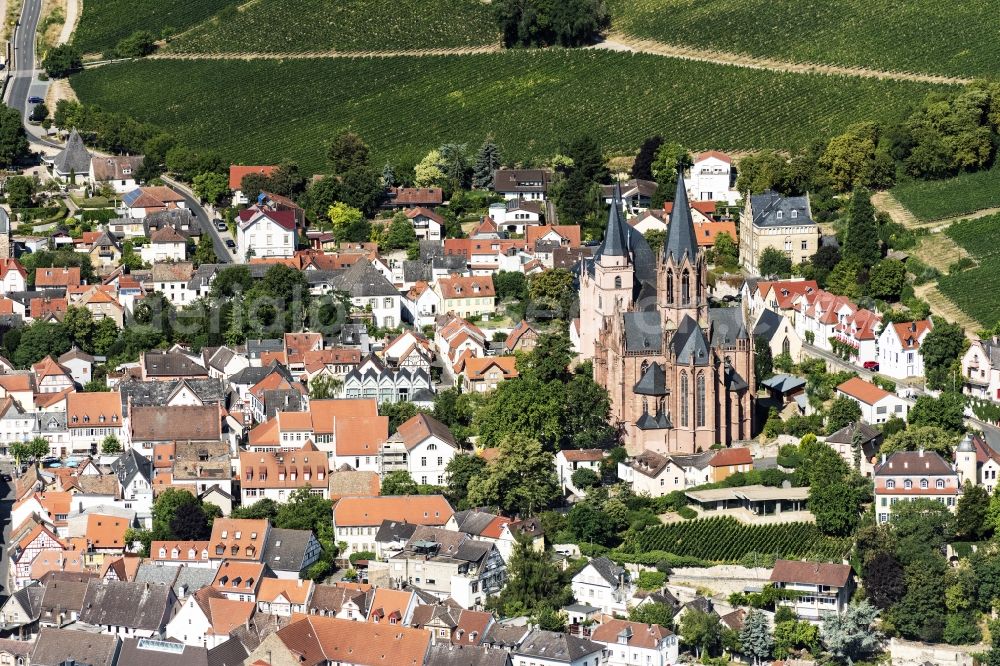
[297,578,303,587]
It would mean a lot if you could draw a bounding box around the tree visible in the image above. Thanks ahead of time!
[438,143,471,188]
[758,247,792,277]
[571,467,600,490]
[42,44,82,77]
[472,138,502,189]
[921,319,967,390]
[520,331,573,383]
[493,271,527,301]
[493,0,609,47]
[740,609,773,666]
[193,233,218,266]
[152,488,201,537]
[63,305,95,351]
[773,618,819,659]
[632,136,664,181]
[680,608,722,659]
[567,501,617,545]
[843,188,881,266]
[309,374,342,400]
[14,321,71,368]
[414,149,446,187]
[170,500,212,540]
[230,498,279,520]
[381,470,420,495]
[379,401,419,433]
[381,162,396,188]
[754,336,773,387]
[820,601,881,665]
[327,202,370,243]
[115,30,156,57]
[891,556,947,642]
[868,259,906,300]
[100,435,122,454]
[527,268,574,315]
[880,425,957,456]
[862,550,906,610]
[383,212,416,250]
[649,142,692,206]
[6,175,35,208]
[445,454,486,506]
[826,258,863,299]
[826,396,862,434]
[819,123,893,192]
[29,103,48,123]
[466,433,559,517]
[711,232,738,267]
[491,538,570,617]
[890,498,954,565]
[273,487,336,571]
[328,132,369,174]
[955,482,991,540]
[907,392,965,432]
[629,602,674,628]
[192,171,229,205]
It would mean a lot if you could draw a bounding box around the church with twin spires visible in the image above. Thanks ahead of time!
[579,174,755,454]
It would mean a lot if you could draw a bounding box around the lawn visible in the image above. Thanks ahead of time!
[167,0,499,54]
[70,50,948,174]
[607,0,1000,78]
[73,0,241,55]
[936,214,1000,328]
[892,167,1000,222]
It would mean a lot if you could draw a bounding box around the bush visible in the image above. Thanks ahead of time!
[637,570,667,590]
[349,550,375,565]
[677,506,698,520]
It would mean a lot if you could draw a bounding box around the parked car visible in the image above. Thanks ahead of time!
[215,221,227,231]
[863,361,879,371]
[27,96,43,104]
[1,474,11,482]
[225,239,236,249]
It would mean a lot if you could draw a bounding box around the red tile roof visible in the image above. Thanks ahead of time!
[709,447,753,467]
[836,377,892,405]
[770,559,852,588]
[333,495,453,528]
[229,165,277,190]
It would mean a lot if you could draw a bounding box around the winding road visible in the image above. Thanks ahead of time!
[6,0,60,150]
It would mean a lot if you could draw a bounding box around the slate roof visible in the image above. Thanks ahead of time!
[663,174,699,264]
[206,638,249,666]
[3,582,42,626]
[493,168,551,194]
[587,556,627,587]
[375,519,419,544]
[749,190,814,228]
[426,644,511,666]
[633,362,668,396]
[514,629,602,662]
[760,373,806,394]
[671,315,711,365]
[112,448,152,487]
[709,308,748,348]
[601,183,629,258]
[142,351,208,378]
[79,579,173,631]
[826,421,882,447]
[263,528,316,573]
[623,311,662,353]
[120,377,226,412]
[117,638,208,666]
[333,259,398,297]
[752,308,784,341]
[29,627,118,666]
[52,129,92,175]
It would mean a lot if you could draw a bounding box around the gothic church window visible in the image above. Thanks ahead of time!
[666,270,674,304]
[696,373,706,427]
[681,271,690,305]
[680,372,689,427]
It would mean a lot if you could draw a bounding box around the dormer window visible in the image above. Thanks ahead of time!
[158,548,166,558]
[250,532,257,540]
[234,531,241,539]
[216,545,224,555]
[904,479,912,489]
[936,479,945,489]
[886,480,895,489]
[791,209,797,219]
[776,210,783,219]
[221,530,228,538]
[920,479,928,489]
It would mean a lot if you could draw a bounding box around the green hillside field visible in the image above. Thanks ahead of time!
[70,50,949,173]
[72,0,241,55]
[892,167,1000,222]
[166,0,500,54]
[606,0,1000,78]
[938,215,1000,328]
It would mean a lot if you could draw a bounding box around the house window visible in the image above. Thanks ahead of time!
[904,479,912,490]
[936,479,945,489]
[920,479,928,489]
[886,480,895,489]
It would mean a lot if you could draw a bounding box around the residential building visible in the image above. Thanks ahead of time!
[488,199,544,233]
[770,559,855,621]
[873,450,961,524]
[208,518,269,563]
[256,578,314,616]
[386,526,506,609]
[434,274,496,319]
[579,179,754,454]
[240,444,329,504]
[455,355,517,393]
[752,308,802,362]
[739,190,820,274]
[67,392,123,454]
[504,320,539,354]
[151,262,196,306]
[210,560,270,602]
[878,319,932,379]
[825,421,882,478]
[237,208,296,260]
[49,130,92,180]
[263,528,323,579]
[121,186,186,219]
[512,629,605,666]
[590,619,679,666]
[89,155,143,193]
[384,187,444,209]
[836,377,908,425]
[555,449,605,496]
[955,433,1000,495]
[78,578,175,638]
[600,179,657,215]
[689,151,736,203]
[342,354,433,405]
[963,337,1000,401]
[381,413,459,486]
[165,587,254,648]
[793,289,880,363]
[28,627,118,666]
[333,495,454,556]
[571,556,634,616]
[229,165,277,206]
[493,169,552,201]
[333,258,402,329]
[141,226,187,264]
[405,207,444,240]
[0,258,27,294]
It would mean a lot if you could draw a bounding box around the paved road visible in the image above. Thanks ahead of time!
[0,464,15,606]
[800,342,923,391]
[160,175,233,265]
[7,0,60,150]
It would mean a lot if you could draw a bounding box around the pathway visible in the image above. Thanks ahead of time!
[872,190,1000,231]
[914,282,982,333]
[150,44,503,61]
[55,0,76,45]
[590,34,971,86]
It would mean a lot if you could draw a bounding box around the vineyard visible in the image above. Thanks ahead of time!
[70,50,947,173]
[166,0,499,54]
[72,0,240,55]
[606,0,1000,79]
[635,517,850,562]
[936,214,1000,328]
[891,167,1000,222]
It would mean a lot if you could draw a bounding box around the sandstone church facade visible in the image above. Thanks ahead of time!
[579,175,755,454]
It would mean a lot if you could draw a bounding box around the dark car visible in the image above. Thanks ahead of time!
[27,96,43,104]
[863,361,879,371]
[1,474,11,482]
[225,239,236,249]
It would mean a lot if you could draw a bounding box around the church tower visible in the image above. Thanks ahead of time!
[579,184,635,359]
[658,173,707,331]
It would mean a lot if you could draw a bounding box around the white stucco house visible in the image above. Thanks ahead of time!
[877,320,932,379]
[571,557,634,616]
[688,151,738,205]
[836,377,908,425]
[237,207,296,260]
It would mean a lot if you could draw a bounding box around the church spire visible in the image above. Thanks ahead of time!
[664,170,699,264]
[601,181,629,258]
